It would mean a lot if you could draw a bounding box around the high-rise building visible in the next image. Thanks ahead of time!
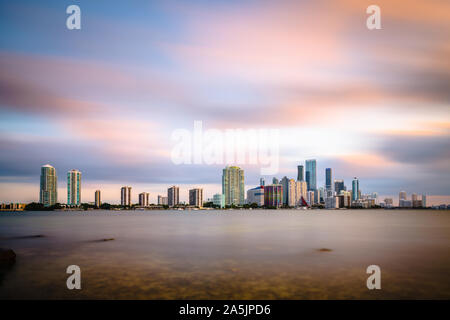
[264,184,283,207]
[260,178,265,186]
[67,169,81,206]
[297,165,304,181]
[40,164,57,207]
[157,195,168,205]
[305,159,317,191]
[121,186,132,206]
[168,186,179,207]
[422,194,427,208]
[95,190,101,208]
[325,168,332,191]
[247,186,264,206]
[288,179,296,207]
[189,188,203,207]
[272,177,279,185]
[334,180,345,194]
[352,178,359,201]
[307,190,315,205]
[212,193,225,208]
[295,180,307,206]
[280,176,289,205]
[139,192,150,207]
[399,191,407,207]
[222,166,245,206]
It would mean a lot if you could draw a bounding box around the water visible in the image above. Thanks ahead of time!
[0,209,449,299]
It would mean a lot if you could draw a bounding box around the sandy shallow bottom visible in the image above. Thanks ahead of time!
[1,209,449,299]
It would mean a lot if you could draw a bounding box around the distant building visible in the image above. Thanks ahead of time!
[139,192,150,207]
[157,195,168,205]
[325,168,332,192]
[121,186,132,206]
[212,193,225,208]
[222,166,245,206]
[40,164,57,207]
[325,196,339,209]
[272,177,279,184]
[247,186,264,206]
[307,190,315,205]
[295,180,307,206]
[168,186,179,207]
[334,180,345,195]
[384,198,393,206]
[399,199,412,208]
[264,184,283,207]
[422,194,427,208]
[189,188,203,207]
[352,178,359,201]
[280,176,289,205]
[305,159,317,191]
[260,178,265,186]
[67,169,81,206]
[399,191,407,206]
[287,179,296,207]
[297,165,304,181]
[95,190,101,208]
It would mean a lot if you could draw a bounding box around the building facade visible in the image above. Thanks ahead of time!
[305,159,317,191]
[297,165,304,181]
[247,186,264,206]
[295,180,308,206]
[139,192,150,207]
[334,180,345,195]
[121,186,132,206]
[40,164,57,207]
[157,195,168,205]
[168,186,179,207]
[222,166,245,206]
[95,190,101,208]
[264,185,283,207]
[67,169,81,206]
[352,177,359,201]
[212,193,225,208]
[325,168,332,192]
[189,188,203,207]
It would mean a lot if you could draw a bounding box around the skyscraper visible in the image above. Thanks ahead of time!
[325,168,332,191]
[189,188,203,207]
[352,177,359,201]
[168,186,180,207]
[67,169,81,206]
[121,186,132,206]
[295,180,307,206]
[305,159,317,191]
[288,179,296,207]
[272,177,279,185]
[422,194,427,208]
[95,190,101,208]
[139,192,149,207]
[334,180,345,195]
[40,164,57,207]
[297,165,304,181]
[280,176,289,205]
[260,178,265,186]
[222,166,245,206]
[157,195,168,205]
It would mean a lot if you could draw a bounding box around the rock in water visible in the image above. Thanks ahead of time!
[0,248,16,264]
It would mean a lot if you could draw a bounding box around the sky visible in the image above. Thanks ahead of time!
[0,0,449,204]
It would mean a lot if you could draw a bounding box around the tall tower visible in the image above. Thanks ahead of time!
[297,165,304,181]
[325,168,332,191]
[222,166,245,206]
[121,186,132,206]
[352,177,359,201]
[189,188,203,207]
[139,192,150,207]
[67,169,81,206]
[95,190,101,208]
[40,164,57,206]
[168,186,179,207]
[305,159,317,191]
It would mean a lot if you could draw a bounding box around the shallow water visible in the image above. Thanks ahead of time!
[0,209,449,299]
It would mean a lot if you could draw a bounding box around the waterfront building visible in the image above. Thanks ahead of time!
[297,165,304,181]
[222,166,245,206]
[384,198,393,205]
[168,186,180,207]
[272,177,279,184]
[247,186,264,206]
[40,164,57,207]
[121,186,132,206]
[334,180,345,195]
[67,169,81,206]
[264,184,283,207]
[189,188,203,207]
[325,168,332,192]
[305,159,317,191]
[212,193,225,208]
[95,190,101,208]
[422,194,427,208]
[295,180,307,206]
[318,187,325,203]
[399,199,412,208]
[325,196,339,209]
[307,190,315,205]
[288,179,296,207]
[157,195,168,206]
[280,176,289,205]
[139,192,150,207]
[399,191,407,206]
[352,177,359,201]
[260,178,265,186]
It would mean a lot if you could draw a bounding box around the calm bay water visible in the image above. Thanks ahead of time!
[0,209,449,299]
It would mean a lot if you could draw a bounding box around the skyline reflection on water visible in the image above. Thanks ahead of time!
[0,209,449,299]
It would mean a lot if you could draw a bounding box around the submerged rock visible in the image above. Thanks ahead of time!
[91,238,115,242]
[0,248,16,264]
[317,248,333,252]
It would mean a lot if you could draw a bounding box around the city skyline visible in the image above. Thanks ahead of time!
[0,1,449,203]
